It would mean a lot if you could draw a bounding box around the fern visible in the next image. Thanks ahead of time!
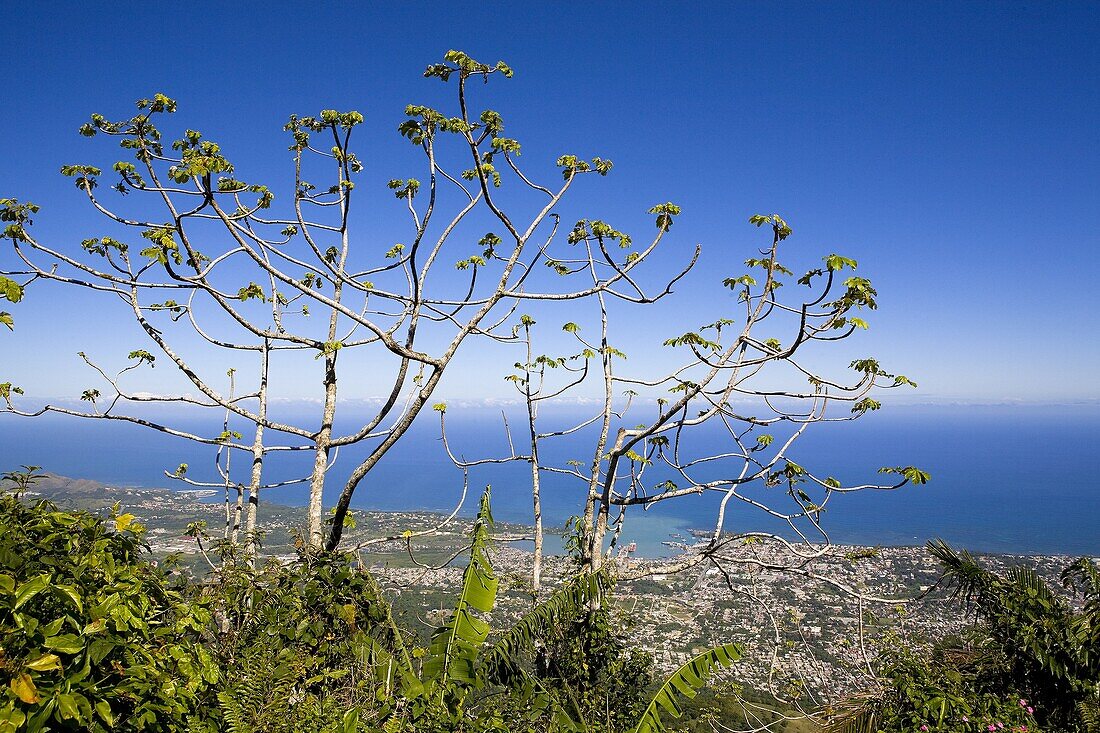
[632,642,742,733]
[1082,698,1100,733]
[423,485,499,694]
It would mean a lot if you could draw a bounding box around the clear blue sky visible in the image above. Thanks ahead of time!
[2,2,1098,403]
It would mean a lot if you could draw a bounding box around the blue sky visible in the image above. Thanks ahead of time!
[2,2,1098,404]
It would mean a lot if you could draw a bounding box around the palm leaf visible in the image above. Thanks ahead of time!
[1062,557,1100,617]
[927,539,1001,615]
[423,485,499,693]
[632,643,743,733]
[481,569,611,686]
[819,688,888,733]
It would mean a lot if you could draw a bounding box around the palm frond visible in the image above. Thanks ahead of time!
[481,569,611,687]
[927,539,1001,615]
[820,690,887,733]
[632,643,743,733]
[1062,557,1100,606]
[1006,565,1066,609]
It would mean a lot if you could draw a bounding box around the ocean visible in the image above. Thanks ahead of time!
[2,402,1097,557]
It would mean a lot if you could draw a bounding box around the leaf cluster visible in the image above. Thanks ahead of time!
[0,488,217,732]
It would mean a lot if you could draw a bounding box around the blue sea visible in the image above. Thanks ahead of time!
[2,403,1097,557]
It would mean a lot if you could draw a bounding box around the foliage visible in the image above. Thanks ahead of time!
[827,542,1100,733]
[0,42,934,733]
[633,644,743,733]
[0,471,217,732]
[928,541,1100,732]
[529,603,654,732]
[825,638,1040,733]
[199,549,411,732]
[0,467,754,732]
[203,485,743,732]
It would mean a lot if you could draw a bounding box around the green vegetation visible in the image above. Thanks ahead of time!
[3,474,1098,732]
[0,468,217,732]
[825,541,1100,733]
[0,473,740,732]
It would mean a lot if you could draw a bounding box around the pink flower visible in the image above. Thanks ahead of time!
[988,726,996,732]
[1020,727,1028,732]
[920,726,928,732]
[998,724,1005,729]
[1027,707,1034,715]
[1019,699,1028,706]
[962,716,969,722]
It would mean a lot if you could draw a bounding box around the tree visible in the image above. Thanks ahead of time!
[441,212,927,600]
[928,541,1099,732]
[203,482,743,726]
[0,50,690,555]
[2,51,930,719]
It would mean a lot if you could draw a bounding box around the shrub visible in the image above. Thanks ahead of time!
[0,472,217,732]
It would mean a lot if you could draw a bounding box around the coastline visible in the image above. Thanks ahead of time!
[7,471,1091,692]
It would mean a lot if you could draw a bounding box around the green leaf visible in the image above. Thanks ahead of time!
[633,643,743,733]
[82,618,107,635]
[95,701,114,727]
[648,202,682,231]
[57,693,82,721]
[52,583,83,613]
[0,276,23,303]
[14,573,50,609]
[44,634,84,655]
[25,654,62,672]
[423,486,498,694]
[852,397,882,414]
[722,274,756,289]
[824,253,858,272]
[236,282,267,302]
[663,332,718,350]
[127,349,156,367]
[878,466,931,485]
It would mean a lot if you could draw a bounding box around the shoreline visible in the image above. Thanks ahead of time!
[12,472,1095,563]
[9,471,1092,689]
